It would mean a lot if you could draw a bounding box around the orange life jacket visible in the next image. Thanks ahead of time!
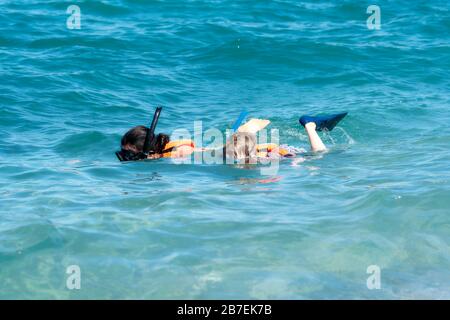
[256,143,289,157]
[161,141,287,159]
[162,140,195,158]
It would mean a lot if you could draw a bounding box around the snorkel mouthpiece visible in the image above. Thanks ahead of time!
[116,106,163,162]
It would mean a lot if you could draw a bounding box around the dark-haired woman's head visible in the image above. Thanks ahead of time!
[120,125,170,157]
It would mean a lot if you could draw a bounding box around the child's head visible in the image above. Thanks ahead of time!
[224,132,257,162]
[120,125,170,156]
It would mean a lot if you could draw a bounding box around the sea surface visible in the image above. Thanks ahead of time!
[0,0,449,299]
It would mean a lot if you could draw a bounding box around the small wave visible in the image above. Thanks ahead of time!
[0,220,64,258]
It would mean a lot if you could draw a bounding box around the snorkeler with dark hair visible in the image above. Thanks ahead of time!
[118,126,194,160]
[115,107,196,161]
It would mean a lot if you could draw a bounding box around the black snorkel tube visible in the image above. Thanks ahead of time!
[143,106,162,155]
[116,106,163,162]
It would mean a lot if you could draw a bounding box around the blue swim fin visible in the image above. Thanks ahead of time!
[299,112,348,131]
[231,110,248,132]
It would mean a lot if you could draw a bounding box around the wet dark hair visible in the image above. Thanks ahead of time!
[154,132,170,153]
[120,125,170,156]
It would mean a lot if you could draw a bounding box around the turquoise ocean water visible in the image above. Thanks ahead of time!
[0,0,449,299]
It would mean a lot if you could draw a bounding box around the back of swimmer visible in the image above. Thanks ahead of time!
[224,132,296,162]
